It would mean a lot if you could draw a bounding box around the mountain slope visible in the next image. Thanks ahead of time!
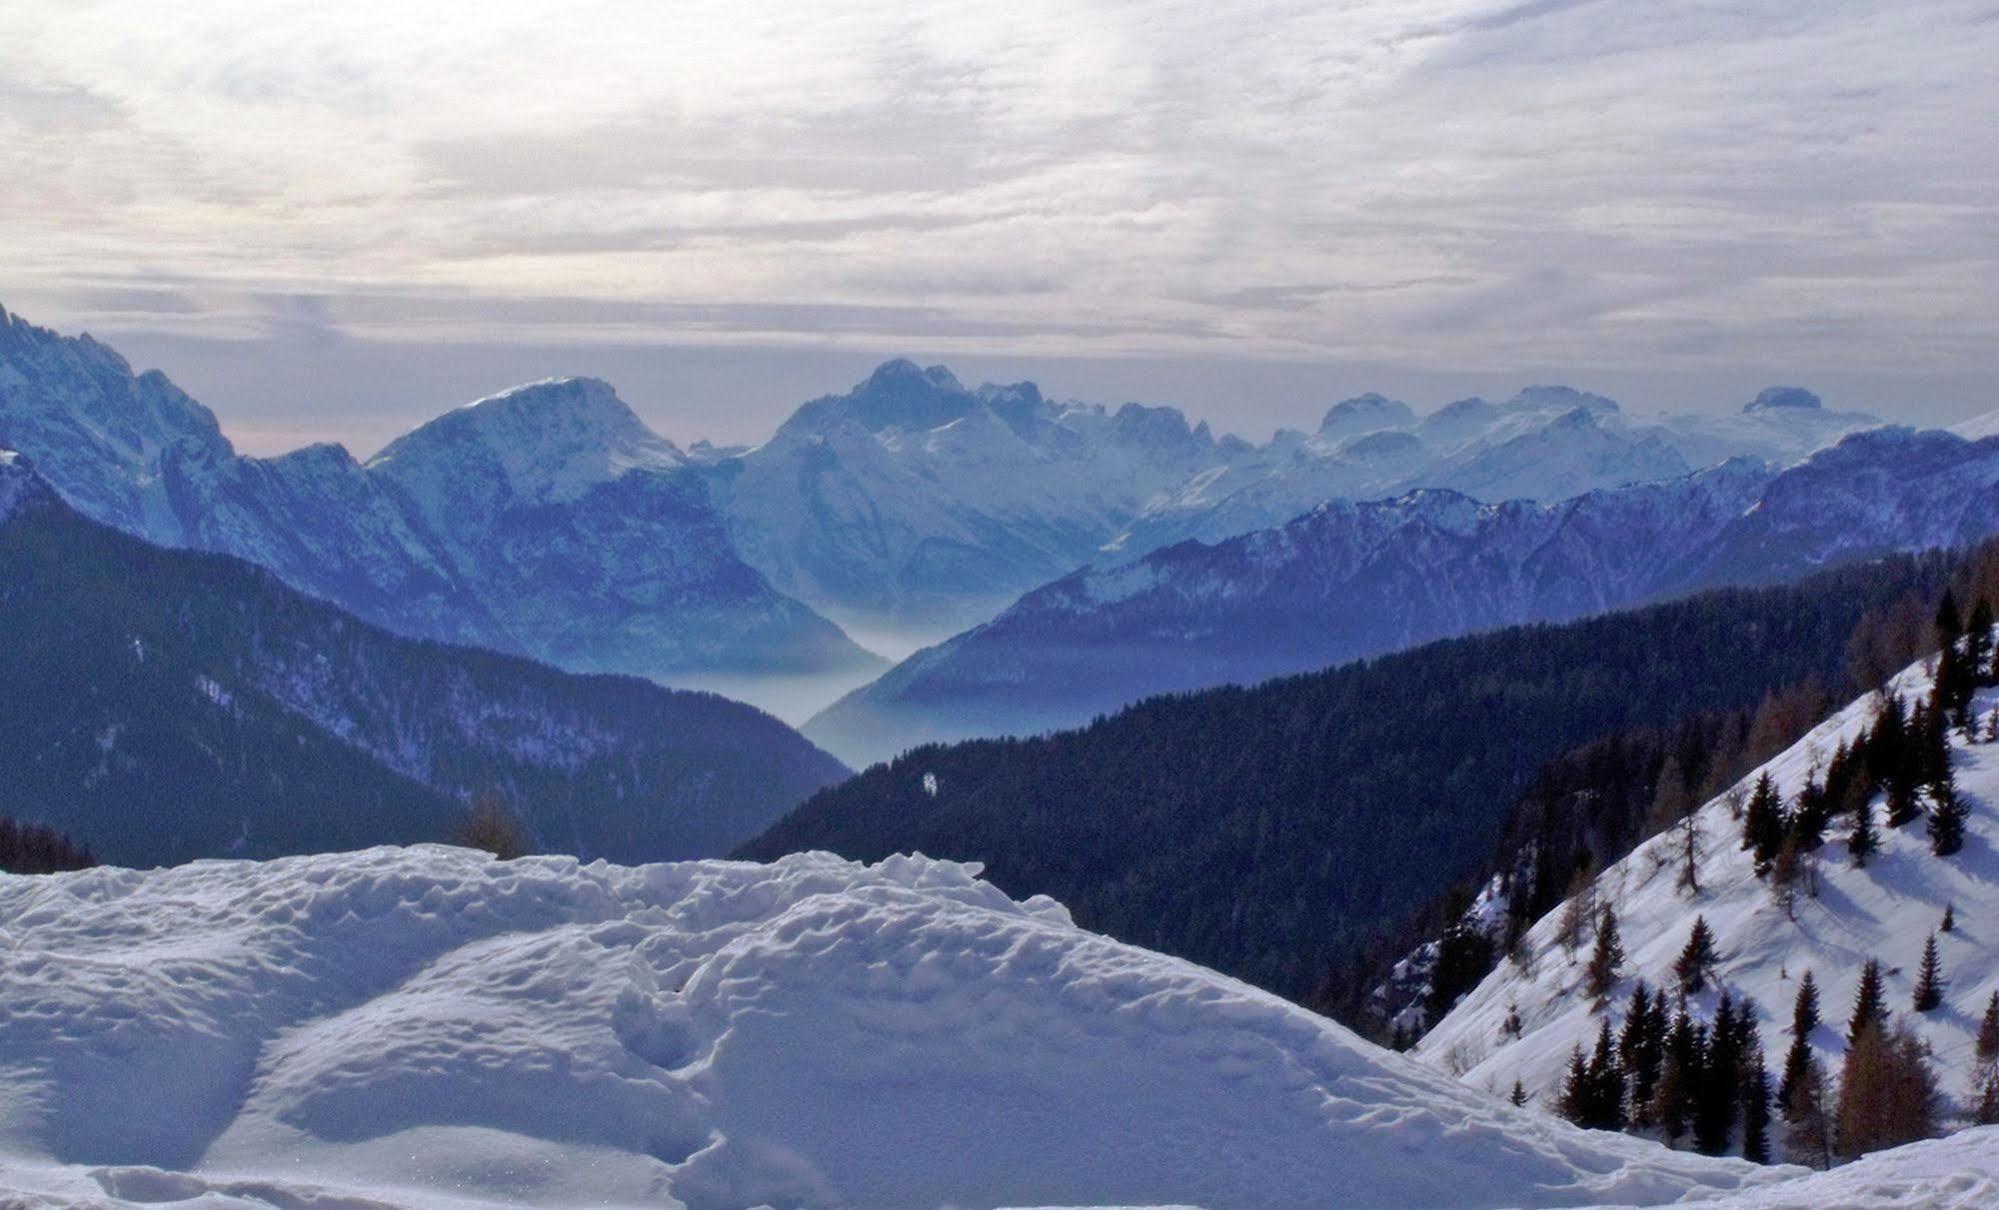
[0,305,878,694]
[1419,652,1999,1122]
[0,453,847,867]
[812,429,1999,767]
[0,845,1784,1209]
[747,556,1947,1002]
[706,358,1227,639]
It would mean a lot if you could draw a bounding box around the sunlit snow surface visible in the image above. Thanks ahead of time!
[0,847,1796,1209]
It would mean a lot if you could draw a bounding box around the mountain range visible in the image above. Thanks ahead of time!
[0,450,847,867]
[0,306,881,704]
[809,428,1999,767]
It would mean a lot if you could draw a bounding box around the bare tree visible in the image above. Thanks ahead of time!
[451,790,531,860]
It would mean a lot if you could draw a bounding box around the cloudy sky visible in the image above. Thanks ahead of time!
[3,0,1995,455]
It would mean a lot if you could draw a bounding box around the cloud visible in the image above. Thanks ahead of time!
[0,0,1991,401]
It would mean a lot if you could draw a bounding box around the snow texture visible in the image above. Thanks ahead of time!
[1421,652,1999,1150]
[0,846,1786,1210]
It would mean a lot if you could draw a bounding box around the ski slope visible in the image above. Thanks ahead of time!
[1421,654,1999,1139]
[0,845,1787,1210]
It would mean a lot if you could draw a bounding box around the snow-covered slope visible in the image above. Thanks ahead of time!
[1420,655,1999,1124]
[0,306,879,697]
[808,430,1999,767]
[0,845,1786,1210]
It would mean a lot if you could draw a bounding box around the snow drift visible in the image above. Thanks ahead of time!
[0,846,1780,1209]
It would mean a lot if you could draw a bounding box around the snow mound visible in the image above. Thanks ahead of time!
[0,847,1778,1209]
[1693,1125,1999,1208]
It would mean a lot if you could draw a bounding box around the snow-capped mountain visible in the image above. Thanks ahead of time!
[1109,385,1878,560]
[0,451,847,866]
[808,429,1999,767]
[1418,653,1999,1150]
[704,358,1229,640]
[0,305,880,695]
[0,843,1793,1209]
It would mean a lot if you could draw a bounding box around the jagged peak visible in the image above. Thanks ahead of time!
[369,376,684,504]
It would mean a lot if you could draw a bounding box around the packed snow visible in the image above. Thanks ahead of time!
[1421,653,1999,1148]
[0,846,1797,1210]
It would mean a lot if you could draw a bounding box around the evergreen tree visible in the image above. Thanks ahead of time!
[1676,916,1720,996]
[1935,588,1964,651]
[1912,935,1944,1012]
[1619,981,1663,1125]
[1558,1044,1591,1127]
[1848,793,1878,867]
[1510,1078,1527,1107]
[1655,1008,1697,1144]
[1585,905,1625,1003]
[1928,779,1967,857]
[1941,903,1956,933]
[1740,1044,1772,1164]
[1778,970,1820,1116]
[1966,598,1994,684]
[1742,772,1786,875]
[1790,777,1830,852]
[1847,958,1889,1046]
[1978,991,1999,1069]
[1586,1017,1627,1131]
[1693,991,1747,1154]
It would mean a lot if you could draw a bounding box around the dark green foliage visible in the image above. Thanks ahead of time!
[1693,991,1752,1155]
[1778,971,1820,1116]
[1740,1045,1772,1164]
[1742,772,1787,874]
[1929,779,1968,857]
[1618,981,1664,1123]
[1978,992,1999,1068]
[1676,916,1720,996]
[1561,1021,1628,1132]
[1510,1078,1527,1107]
[1585,905,1625,1004]
[745,556,1955,1004]
[0,816,93,873]
[1913,935,1944,1013]
[1848,958,1889,1046]
[1848,793,1879,867]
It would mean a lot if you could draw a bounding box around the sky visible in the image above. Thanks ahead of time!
[2,0,1995,456]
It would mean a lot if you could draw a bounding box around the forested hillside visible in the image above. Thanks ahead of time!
[0,456,848,867]
[741,552,1957,1000]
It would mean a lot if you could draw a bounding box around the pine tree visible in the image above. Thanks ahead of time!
[1585,905,1625,1003]
[1655,1007,1697,1144]
[1966,598,1995,685]
[1676,916,1720,996]
[1848,793,1878,868]
[1975,991,1999,1069]
[1929,780,1968,857]
[1510,1077,1527,1107]
[1941,903,1956,933]
[1586,1017,1627,1131]
[1778,970,1820,1116]
[1913,935,1944,1012]
[1619,981,1663,1125]
[1558,1044,1591,1127]
[1847,958,1889,1046]
[1742,772,1786,874]
[1740,1044,1772,1164]
[1693,991,1747,1155]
